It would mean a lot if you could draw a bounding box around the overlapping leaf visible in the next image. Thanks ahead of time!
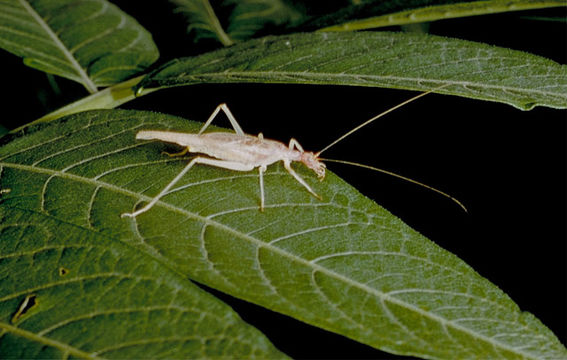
[224,0,304,41]
[1,110,565,359]
[0,0,159,92]
[138,32,567,110]
[301,0,566,31]
[170,0,235,45]
[170,0,304,45]
[318,0,567,31]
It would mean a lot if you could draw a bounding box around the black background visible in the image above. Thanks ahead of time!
[1,2,565,359]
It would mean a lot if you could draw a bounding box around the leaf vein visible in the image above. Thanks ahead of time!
[0,322,101,359]
[0,273,141,303]
[37,305,202,337]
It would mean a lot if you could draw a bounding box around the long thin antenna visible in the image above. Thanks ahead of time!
[320,157,467,212]
[316,85,450,156]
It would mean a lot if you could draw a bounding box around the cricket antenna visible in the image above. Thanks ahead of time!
[320,158,468,212]
[315,84,450,157]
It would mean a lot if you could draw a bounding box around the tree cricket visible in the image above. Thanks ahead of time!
[121,87,465,218]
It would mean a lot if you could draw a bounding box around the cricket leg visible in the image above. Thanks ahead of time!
[283,160,322,200]
[198,103,245,136]
[258,165,267,211]
[121,157,255,218]
[289,138,305,152]
[122,157,200,218]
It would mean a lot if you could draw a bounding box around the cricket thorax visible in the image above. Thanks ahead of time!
[300,152,326,180]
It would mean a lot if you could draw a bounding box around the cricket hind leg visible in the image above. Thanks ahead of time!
[198,103,245,136]
[121,157,255,218]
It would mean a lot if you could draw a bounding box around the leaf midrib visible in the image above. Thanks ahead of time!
[200,0,233,46]
[18,0,97,93]
[1,161,539,358]
[155,71,566,101]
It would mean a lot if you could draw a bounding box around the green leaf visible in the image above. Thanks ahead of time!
[315,0,567,31]
[138,32,567,110]
[0,140,286,358]
[1,109,565,359]
[223,0,305,41]
[0,0,159,93]
[170,0,304,46]
[170,0,235,46]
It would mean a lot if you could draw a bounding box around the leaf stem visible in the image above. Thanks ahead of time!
[11,76,155,133]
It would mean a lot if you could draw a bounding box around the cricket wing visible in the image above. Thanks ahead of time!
[136,130,202,147]
[136,130,291,166]
[197,133,290,166]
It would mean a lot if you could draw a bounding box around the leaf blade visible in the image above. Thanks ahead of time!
[139,32,567,110]
[1,109,565,359]
[170,0,235,46]
[317,0,567,31]
[0,166,286,357]
[223,0,304,41]
[0,0,159,92]
[170,0,304,45]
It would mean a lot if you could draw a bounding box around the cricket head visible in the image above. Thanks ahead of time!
[301,152,326,180]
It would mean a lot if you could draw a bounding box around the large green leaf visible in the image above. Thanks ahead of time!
[170,0,304,46]
[318,0,567,31]
[138,32,567,110]
[0,0,159,93]
[1,109,565,359]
